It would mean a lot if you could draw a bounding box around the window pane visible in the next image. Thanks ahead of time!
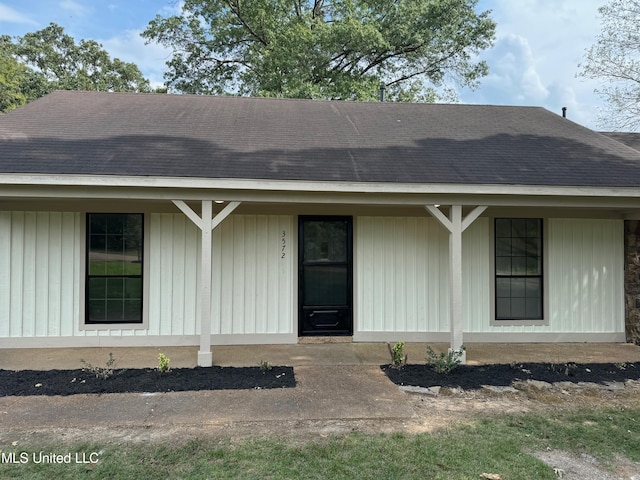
[526,236,541,256]
[495,238,511,256]
[526,298,542,318]
[106,299,124,322]
[107,214,126,235]
[511,278,526,298]
[303,221,347,262]
[525,278,541,298]
[496,278,511,298]
[526,256,541,275]
[511,238,527,256]
[106,277,124,298]
[89,214,107,235]
[89,235,107,275]
[124,278,142,300]
[124,215,143,274]
[88,300,106,322]
[511,256,527,275]
[496,298,511,318]
[88,278,106,300]
[123,300,142,322]
[526,218,541,237]
[511,298,526,318]
[496,257,511,275]
[495,219,511,237]
[304,265,347,305]
[511,219,527,237]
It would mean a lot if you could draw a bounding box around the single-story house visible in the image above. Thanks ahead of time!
[1,91,640,366]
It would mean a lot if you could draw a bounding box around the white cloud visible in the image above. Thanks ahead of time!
[59,0,91,17]
[100,29,171,88]
[0,3,38,25]
[462,0,605,128]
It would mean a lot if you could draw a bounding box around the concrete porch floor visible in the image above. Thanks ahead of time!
[1,342,640,371]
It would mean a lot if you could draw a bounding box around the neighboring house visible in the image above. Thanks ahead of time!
[1,91,640,366]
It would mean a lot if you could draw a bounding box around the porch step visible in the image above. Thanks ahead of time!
[298,336,353,344]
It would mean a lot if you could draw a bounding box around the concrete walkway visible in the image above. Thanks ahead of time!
[1,342,640,370]
[1,342,639,443]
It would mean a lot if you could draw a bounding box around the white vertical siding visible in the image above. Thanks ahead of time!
[356,216,450,333]
[462,218,491,331]
[546,219,624,333]
[1,210,622,344]
[149,213,294,337]
[211,214,294,335]
[356,216,489,335]
[0,212,81,338]
[147,213,200,336]
[0,212,12,336]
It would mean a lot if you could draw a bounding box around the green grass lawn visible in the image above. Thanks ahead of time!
[1,407,638,479]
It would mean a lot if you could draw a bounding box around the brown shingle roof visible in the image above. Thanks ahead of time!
[2,90,640,187]
[601,132,640,152]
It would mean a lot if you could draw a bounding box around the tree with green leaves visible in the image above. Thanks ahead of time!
[143,0,495,101]
[1,23,151,113]
[0,41,28,112]
[578,0,640,131]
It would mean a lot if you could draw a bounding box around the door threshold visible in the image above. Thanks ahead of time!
[298,336,353,344]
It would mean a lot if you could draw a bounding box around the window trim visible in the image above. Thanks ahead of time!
[80,212,150,331]
[489,217,549,326]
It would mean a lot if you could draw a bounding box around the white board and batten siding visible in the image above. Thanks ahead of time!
[355,216,624,342]
[0,212,295,347]
[545,219,624,337]
[0,211,625,347]
[148,213,295,344]
[0,212,82,342]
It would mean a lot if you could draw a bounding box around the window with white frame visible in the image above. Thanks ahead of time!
[494,218,543,320]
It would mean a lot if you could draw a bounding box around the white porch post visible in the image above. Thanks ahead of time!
[173,200,241,367]
[199,200,213,367]
[425,204,487,363]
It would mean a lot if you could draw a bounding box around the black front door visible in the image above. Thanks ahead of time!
[299,216,353,336]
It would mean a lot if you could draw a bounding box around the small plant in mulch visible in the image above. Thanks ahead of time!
[426,345,465,374]
[388,342,408,369]
[80,352,117,379]
[548,362,578,376]
[258,360,273,372]
[157,353,171,373]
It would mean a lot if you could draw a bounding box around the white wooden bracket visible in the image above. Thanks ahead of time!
[424,205,487,363]
[172,200,241,366]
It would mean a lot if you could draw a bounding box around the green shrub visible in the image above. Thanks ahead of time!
[158,353,171,373]
[388,341,407,368]
[80,352,116,379]
[258,360,273,372]
[426,345,465,374]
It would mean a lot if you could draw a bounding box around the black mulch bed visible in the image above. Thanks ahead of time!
[0,366,296,397]
[383,362,640,390]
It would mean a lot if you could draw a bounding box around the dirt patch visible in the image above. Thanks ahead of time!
[3,379,639,445]
[533,450,640,480]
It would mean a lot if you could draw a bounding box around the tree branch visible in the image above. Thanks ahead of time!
[224,0,269,46]
[360,43,424,76]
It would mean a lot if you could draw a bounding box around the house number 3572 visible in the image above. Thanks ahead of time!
[281,230,286,259]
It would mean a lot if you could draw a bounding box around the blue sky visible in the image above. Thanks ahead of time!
[0,0,610,130]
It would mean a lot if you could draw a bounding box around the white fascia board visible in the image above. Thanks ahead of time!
[2,173,640,202]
